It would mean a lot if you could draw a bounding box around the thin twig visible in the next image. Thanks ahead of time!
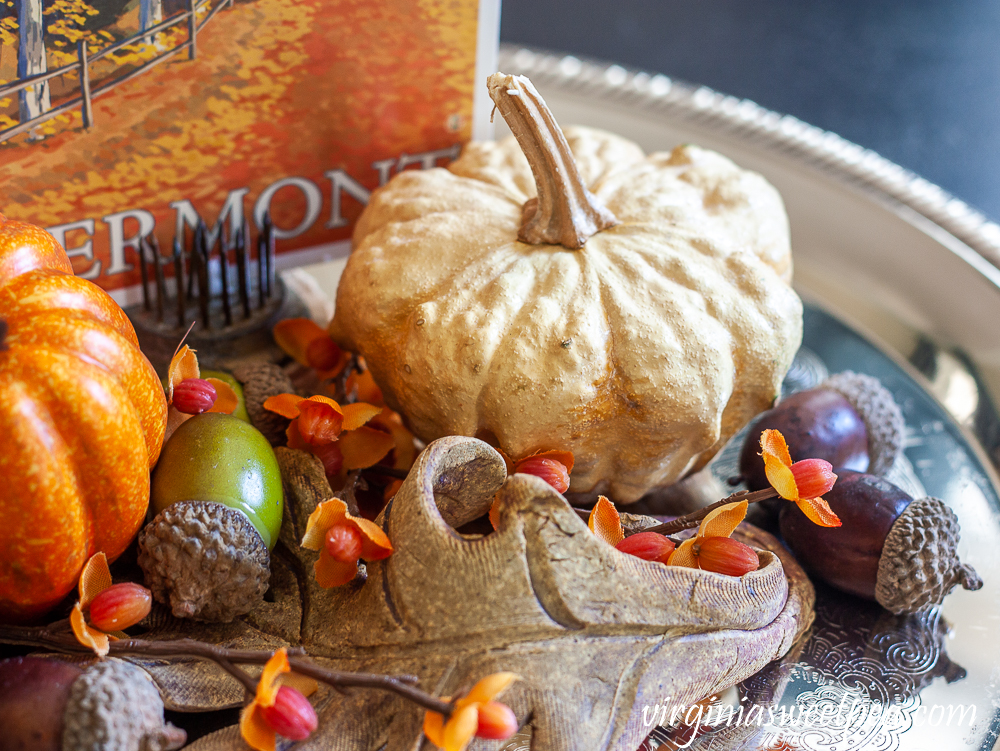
[0,628,453,716]
[571,507,680,545]
[217,656,256,696]
[643,487,778,536]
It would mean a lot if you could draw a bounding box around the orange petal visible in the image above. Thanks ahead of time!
[761,430,799,501]
[667,538,699,568]
[314,549,360,588]
[339,426,395,469]
[524,449,575,474]
[70,602,110,657]
[205,378,239,415]
[383,478,404,502]
[302,498,349,550]
[301,394,345,412]
[278,672,319,697]
[424,710,446,746]
[167,344,200,401]
[489,494,502,530]
[371,408,417,470]
[284,420,310,451]
[273,318,328,366]
[79,552,112,607]
[442,703,480,751]
[164,406,194,445]
[263,392,306,419]
[315,349,351,381]
[347,365,383,406]
[764,460,799,501]
[257,648,291,706]
[463,672,519,706]
[796,497,843,528]
[588,496,624,546]
[698,500,748,540]
[496,447,516,475]
[342,402,384,431]
[349,517,394,561]
[240,702,276,751]
[760,429,793,467]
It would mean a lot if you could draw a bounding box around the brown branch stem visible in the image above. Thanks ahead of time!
[217,656,257,696]
[642,487,779,536]
[0,627,453,716]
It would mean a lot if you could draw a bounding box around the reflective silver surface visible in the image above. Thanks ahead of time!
[499,304,1000,750]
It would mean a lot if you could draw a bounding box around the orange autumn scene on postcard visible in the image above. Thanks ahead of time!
[0,0,478,295]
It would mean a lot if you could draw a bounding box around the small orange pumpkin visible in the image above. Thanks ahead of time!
[0,214,167,621]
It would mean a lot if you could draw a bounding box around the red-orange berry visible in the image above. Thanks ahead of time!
[325,523,363,563]
[695,537,759,577]
[476,701,518,740]
[172,378,217,414]
[514,457,570,493]
[312,441,344,477]
[305,336,343,371]
[296,401,342,445]
[259,685,318,741]
[615,532,676,563]
[88,582,152,631]
[790,458,837,499]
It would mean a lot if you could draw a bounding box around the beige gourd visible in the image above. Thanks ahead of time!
[330,73,802,502]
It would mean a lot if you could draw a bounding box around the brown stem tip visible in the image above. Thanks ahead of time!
[487,72,618,249]
[957,563,983,591]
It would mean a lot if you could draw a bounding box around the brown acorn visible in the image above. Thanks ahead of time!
[0,657,185,751]
[0,656,81,751]
[740,371,905,491]
[232,360,297,446]
[780,471,982,614]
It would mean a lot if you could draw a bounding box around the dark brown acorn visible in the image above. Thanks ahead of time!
[0,657,185,751]
[0,656,82,751]
[779,471,982,613]
[740,371,904,491]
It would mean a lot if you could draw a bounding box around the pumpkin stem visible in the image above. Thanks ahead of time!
[0,319,7,351]
[487,73,618,249]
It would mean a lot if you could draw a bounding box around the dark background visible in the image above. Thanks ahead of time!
[499,0,1000,223]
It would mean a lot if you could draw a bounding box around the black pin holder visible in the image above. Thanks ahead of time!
[125,214,307,376]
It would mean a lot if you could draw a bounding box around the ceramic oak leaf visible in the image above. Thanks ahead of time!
[185,436,813,750]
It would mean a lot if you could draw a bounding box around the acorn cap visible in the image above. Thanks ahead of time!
[138,500,270,622]
[232,361,297,446]
[62,659,186,751]
[822,371,905,476]
[875,496,983,614]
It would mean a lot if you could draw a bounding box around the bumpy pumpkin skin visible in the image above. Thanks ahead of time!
[331,128,802,502]
[0,214,167,621]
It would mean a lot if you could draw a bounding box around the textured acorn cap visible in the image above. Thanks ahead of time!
[875,496,982,614]
[138,500,270,622]
[823,371,905,476]
[232,361,297,446]
[62,659,186,751]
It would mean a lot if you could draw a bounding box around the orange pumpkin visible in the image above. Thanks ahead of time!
[0,214,167,621]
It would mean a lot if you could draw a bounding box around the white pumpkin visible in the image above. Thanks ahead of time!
[330,73,802,502]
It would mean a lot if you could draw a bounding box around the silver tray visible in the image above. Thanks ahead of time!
[454,46,1000,751]
[277,45,1000,749]
[297,46,1000,751]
